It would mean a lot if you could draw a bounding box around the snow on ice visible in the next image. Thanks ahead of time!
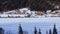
[0,17,60,34]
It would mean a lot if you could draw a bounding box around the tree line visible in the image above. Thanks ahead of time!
[0,0,60,13]
[0,24,58,34]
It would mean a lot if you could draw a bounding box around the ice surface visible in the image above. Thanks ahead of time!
[0,17,60,34]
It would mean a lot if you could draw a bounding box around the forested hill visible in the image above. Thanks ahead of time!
[0,0,60,13]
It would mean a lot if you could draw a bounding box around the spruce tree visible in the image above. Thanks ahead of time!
[39,28,41,34]
[34,27,37,34]
[19,24,23,34]
[53,24,57,34]
[49,29,52,34]
[0,27,4,34]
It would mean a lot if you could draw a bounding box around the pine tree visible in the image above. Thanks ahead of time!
[53,24,57,34]
[19,24,23,34]
[34,27,37,34]
[39,28,41,34]
[49,29,52,34]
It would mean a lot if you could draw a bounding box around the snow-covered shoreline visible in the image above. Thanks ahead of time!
[0,8,60,18]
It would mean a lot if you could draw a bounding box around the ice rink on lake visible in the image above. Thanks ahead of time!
[0,17,60,34]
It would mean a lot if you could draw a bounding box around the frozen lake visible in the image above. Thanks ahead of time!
[0,17,60,34]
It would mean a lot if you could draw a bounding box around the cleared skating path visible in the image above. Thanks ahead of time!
[0,17,60,34]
